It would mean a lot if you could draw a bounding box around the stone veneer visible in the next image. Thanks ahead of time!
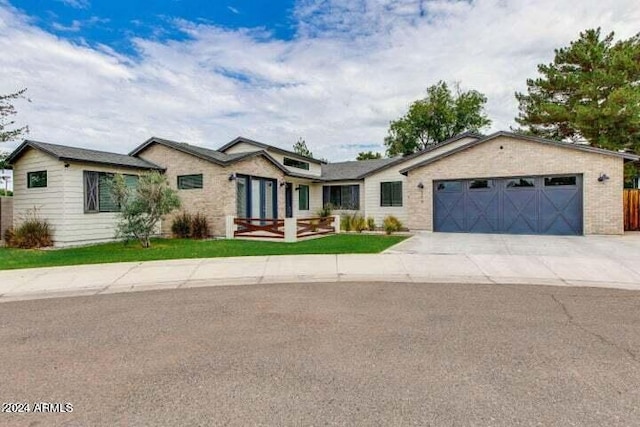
[406,135,625,235]
[137,143,286,236]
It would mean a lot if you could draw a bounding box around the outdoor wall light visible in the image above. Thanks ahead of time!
[417,182,424,189]
[279,180,286,188]
[228,173,236,181]
[598,173,610,182]
[294,186,301,191]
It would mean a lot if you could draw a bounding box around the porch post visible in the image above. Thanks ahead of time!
[333,214,341,233]
[225,215,236,239]
[284,217,298,243]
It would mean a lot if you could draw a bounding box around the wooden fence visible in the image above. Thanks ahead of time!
[624,189,640,231]
[234,218,285,239]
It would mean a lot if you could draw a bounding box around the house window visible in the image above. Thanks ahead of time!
[27,171,47,188]
[380,181,402,207]
[322,185,360,210]
[283,157,310,171]
[177,174,203,190]
[506,178,535,188]
[84,171,138,213]
[298,185,309,211]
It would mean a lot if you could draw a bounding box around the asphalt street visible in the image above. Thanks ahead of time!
[1,282,639,426]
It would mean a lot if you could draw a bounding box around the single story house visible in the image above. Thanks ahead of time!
[7,131,638,246]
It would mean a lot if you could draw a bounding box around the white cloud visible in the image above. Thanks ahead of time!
[227,6,240,15]
[56,0,90,9]
[1,0,639,162]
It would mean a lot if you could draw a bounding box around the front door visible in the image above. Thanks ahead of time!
[285,183,293,218]
[236,175,277,219]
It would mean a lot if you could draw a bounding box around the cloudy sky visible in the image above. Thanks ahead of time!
[1,0,638,161]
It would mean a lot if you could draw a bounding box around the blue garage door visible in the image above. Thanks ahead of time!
[433,175,582,235]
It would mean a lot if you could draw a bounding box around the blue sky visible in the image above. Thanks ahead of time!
[1,0,638,163]
[11,0,298,54]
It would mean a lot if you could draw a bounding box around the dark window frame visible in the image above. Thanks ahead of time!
[298,184,310,211]
[84,171,139,214]
[380,181,403,207]
[27,170,47,188]
[322,185,360,210]
[177,174,204,190]
[283,157,310,171]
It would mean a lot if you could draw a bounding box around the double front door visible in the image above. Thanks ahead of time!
[236,175,277,219]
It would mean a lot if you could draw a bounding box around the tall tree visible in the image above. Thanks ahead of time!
[515,28,640,153]
[384,81,491,156]
[356,151,382,160]
[1,88,29,143]
[293,137,313,158]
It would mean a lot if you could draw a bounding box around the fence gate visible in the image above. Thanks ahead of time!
[624,189,640,231]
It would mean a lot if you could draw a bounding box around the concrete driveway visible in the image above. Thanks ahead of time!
[1,282,639,426]
[386,231,640,258]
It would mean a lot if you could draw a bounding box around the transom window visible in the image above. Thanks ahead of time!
[84,171,138,213]
[322,185,360,210]
[506,178,535,188]
[469,179,492,190]
[380,181,402,207]
[177,174,203,190]
[545,176,577,186]
[27,171,47,188]
[436,181,462,192]
[283,157,310,170]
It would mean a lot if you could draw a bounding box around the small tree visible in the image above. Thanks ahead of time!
[356,151,382,160]
[111,171,181,248]
[293,137,313,158]
[1,88,29,143]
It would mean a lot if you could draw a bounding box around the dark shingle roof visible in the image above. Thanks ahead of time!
[320,158,398,181]
[219,136,326,164]
[7,140,162,170]
[130,137,289,173]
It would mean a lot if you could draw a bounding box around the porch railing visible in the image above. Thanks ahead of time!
[227,215,340,242]
[233,218,285,239]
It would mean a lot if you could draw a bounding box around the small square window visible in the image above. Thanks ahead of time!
[27,171,47,188]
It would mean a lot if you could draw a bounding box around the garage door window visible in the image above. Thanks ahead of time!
[436,181,462,192]
[469,180,492,190]
[545,176,577,186]
[506,178,535,188]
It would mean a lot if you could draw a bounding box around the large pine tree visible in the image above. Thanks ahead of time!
[515,28,640,153]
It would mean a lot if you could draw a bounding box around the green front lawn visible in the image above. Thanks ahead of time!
[0,234,407,271]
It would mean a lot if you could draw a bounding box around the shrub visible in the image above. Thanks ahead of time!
[341,215,352,232]
[351,214,367,233]
[191,212,209,239]
[383,215,403,235]
[367,217,376,231]
[341,213,367,232]
[317,203,333,218]
[171,212,192,238]
[5,209,53,248]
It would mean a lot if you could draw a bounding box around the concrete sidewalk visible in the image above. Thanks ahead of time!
[2,250,640,302]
